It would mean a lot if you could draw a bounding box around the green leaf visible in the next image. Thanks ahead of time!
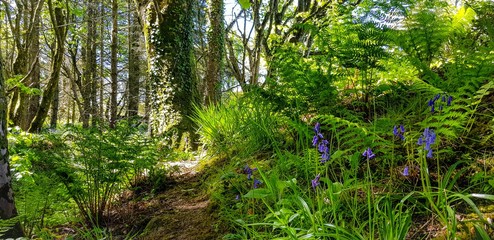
[469,193,494,201]
[243,188,271,199]
[473,224,491,240]
[488,179,494,188]
[238,0,251,10]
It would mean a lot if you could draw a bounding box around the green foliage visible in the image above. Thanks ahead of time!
[0,217,21,238]
[192,95,283,159]
[9,122,162,236]
[199,2,494,239]
[6,75,42,96]
[267,43,338,116]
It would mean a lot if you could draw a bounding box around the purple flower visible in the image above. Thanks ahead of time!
[314,122,321,133]
[312,135,319,147]
[244,165,257,180]
[447,96,453,106]
[311,174,321,190]
[399,134,405,141]
[434,94,441,101]
[419,128,436,158]
[427,149,433,159]
[442,95,446,102]
[235,195,240,200]
[431,104,435,113]
[318,140,329,153]
[312,122,324,146]
[439,105,443,111]
[402,166,409,176]
[253,179,262,189]
[321,151,330,163]
[394,125,405,141]
[428,99,434,107]
[362,147,376,159]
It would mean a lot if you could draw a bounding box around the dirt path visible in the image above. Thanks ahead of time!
[108,160,220,240]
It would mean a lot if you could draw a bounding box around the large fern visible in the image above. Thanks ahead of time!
[315,114,392,163]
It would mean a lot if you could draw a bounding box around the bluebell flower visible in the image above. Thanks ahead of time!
[439,105,443,111]
[362,147,376,159]
[402,166,409,176]
[428,99,434,107]
[312,122,324,146]
[321,151,330,163]
[312,135,319,147]
[318,139,329,153]
[394,125,405,141]
[314,122,321,133]
[431,104,435,113]
[447,96,453,106]
[442,95,446,102]
[419,128,436,158]
[244,165,257,180]
[253,179,262,189]
[399,134,405,141]
[427,149,433,159]
[311,174,321,190]
[434,94,441,101]
[235,195,240,200]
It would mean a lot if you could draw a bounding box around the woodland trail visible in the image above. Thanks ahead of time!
[108,159,220,240]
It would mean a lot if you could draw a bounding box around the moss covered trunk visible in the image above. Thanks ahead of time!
[135,0,198,145]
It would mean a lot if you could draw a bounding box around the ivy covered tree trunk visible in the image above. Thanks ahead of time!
[204,0,224,106]
[0,58,24,239]
[135,0,198,140]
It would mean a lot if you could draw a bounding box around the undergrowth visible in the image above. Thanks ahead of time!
[194,3,494,239]
[8,121,171,238]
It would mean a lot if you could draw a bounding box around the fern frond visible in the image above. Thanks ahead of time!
[0,217,20,237]
[316,114,388,154]
[409,78,445,95]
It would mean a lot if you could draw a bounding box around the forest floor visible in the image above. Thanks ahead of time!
[107,159,221,240]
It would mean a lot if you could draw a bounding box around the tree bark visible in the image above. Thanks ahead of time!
[0,57,24,239]
[29,1,67,132]
[50,80,59,128]
[80,0,97,128]
[99,0,106,122]
[135,0,198,138]
[110,0,118,128]
[204,0,224,106]
[6,0,45,130]
[127,0,141,117]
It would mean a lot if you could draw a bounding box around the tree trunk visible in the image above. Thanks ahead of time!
[110,0,118,128]
[99,0,105,122]
[7,0,45,130]
[29,1,67,132]
[127,0,140,117]
[135,0,198,138]
[50,80,59,128]
[80,0,97,128]
[0,57,24,239]
[204,0,224,106]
